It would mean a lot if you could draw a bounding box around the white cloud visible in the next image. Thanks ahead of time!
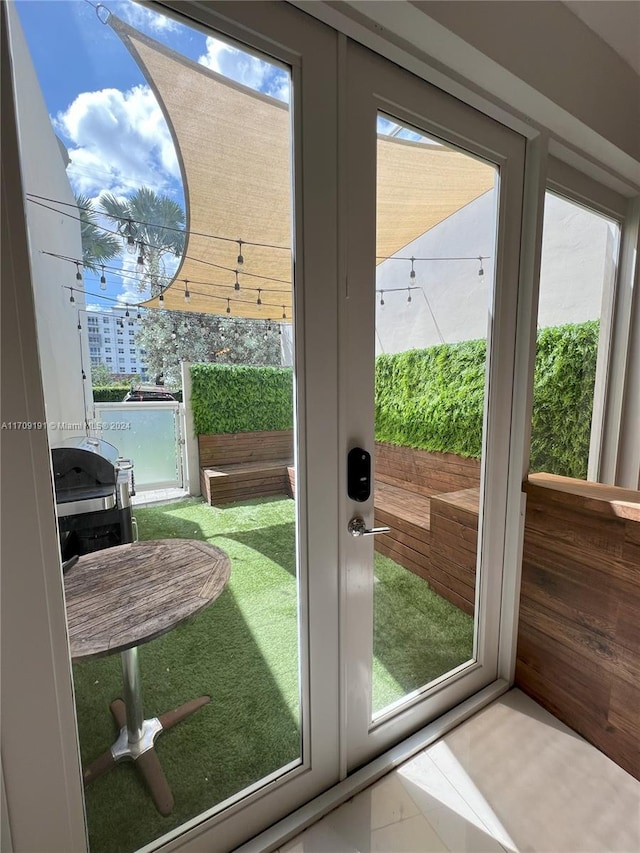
[55,85,181,197]
[112,1,178,34]
[198,37,290,103]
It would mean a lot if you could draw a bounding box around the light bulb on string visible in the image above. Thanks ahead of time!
[282,306,286,320]
[409,256,416,284]
[69,288,75,303]
[237,239,244,266]
[77,319,82,331]
[256,289,262,306]
[234,270,240,291]
[184,280,190,304]
[380,291,385,306]
[226,298,231,314]
[75,262,82,281]
[125,305,130,318]
[81,370,86,381]
[159,291,164,306]
[267,320,272,332]
[407,288,412,303]
[125,220,136,253]
[100,265,107,290]
[136,243,145,274]
[136,307,142,320]
[478,257,484,277]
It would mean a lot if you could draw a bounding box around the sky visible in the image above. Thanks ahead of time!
[15,0,420,312]
[16,0,291,308]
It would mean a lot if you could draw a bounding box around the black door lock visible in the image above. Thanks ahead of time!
[347,447,371,502]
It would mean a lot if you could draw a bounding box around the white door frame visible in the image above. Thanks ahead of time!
[4,0,638,851]
[339,38,529,771]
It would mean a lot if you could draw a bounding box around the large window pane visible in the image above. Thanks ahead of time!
[530,192,621,480]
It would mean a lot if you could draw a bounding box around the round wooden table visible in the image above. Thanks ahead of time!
[64,539,231,815]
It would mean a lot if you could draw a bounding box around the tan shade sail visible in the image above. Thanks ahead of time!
[111,17,494,320]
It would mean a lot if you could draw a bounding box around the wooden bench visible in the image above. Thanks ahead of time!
[373,443,480,614]
[199,430,293,505]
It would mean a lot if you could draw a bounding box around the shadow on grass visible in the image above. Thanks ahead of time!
[223,522,297,577]
[372,556,474,703]
[73,499,301,853]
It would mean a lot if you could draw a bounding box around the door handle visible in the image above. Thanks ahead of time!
[348,517,390,537]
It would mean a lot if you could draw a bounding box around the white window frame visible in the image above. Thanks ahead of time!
[3,2,639,852]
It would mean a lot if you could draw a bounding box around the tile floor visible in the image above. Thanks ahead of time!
[279,690,640,853]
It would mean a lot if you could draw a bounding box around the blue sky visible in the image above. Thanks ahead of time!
[16,0,290,307]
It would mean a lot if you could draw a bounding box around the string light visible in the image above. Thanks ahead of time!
[282,306,286,320]
[44,250,292,290]
[125,305,130,317]
[380,291,385,306]
[184,280,191,304]
[77,319,82,330]
[226,298,231,314]
[81,370,86,380]
[234,269,240,291]
[237,239,244,266]
[75,262,82,281]
[28,194,292,252]
[69,288,75,303]
[478,257,484,277]
[136,242,145,273]
[407,290,412,303]
[125,220,136,253]
[100,265,107,290]
[158,291,164,306]
[137,307,142,320]
[256,289,262,306]
[409,257,415,284]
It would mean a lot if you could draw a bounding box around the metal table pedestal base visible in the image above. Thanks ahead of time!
[82,647,210,816]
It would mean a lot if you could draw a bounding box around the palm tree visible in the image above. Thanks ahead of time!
[76,193,121,272]
[99,188,186,296]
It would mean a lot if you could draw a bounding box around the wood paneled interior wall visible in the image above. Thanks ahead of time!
[515,474,640,780]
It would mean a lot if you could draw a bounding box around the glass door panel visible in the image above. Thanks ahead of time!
[343,39,526,770]
[11,1,341,850]
[372,115,498,717]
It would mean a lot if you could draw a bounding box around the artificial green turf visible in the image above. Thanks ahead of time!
[74,496,472,853]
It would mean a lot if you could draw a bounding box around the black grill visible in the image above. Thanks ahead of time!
[51,437,134,563]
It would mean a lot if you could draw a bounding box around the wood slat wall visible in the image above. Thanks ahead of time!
[198,430,294,467]
[516,475,640,780]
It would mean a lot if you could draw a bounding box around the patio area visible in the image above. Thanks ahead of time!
[72,493,473,853]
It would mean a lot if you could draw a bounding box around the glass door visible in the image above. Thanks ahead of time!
[341,40,526,770]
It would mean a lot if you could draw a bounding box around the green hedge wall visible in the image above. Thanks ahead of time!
[529,320,599,478]
[92,385,131,402]
[190,363,294,435]
[375,339,486,458]
[190,322,598,479]
[375,321,599,479]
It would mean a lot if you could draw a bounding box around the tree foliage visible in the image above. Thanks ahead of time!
[136,309,282,386]
[76,194,121,272]
[98,187,185,295]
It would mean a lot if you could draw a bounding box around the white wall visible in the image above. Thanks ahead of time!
[375,189,616,354]
[9,8,91,443]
